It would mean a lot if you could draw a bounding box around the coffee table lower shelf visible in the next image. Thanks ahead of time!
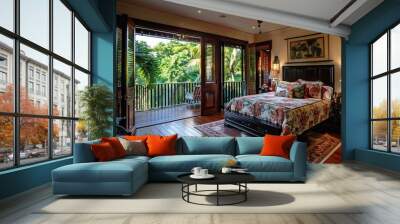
[181,183,249,206]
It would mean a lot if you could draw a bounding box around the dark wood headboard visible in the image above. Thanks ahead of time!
[282,64,335,88]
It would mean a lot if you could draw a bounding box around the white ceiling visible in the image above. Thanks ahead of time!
[122,0,287,34]
[224,0,352,24]
[121,0,384,37]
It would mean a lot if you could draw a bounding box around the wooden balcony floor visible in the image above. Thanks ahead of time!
[135,104,201,128]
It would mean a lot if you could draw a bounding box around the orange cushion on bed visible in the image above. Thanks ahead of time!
[91,142,118,162]
[101,137,127,158]
[146,134,178,157]
[260,134,296,159]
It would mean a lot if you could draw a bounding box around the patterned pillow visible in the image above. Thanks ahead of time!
[288,84,305,98]
[275,81,292,97]
[321,86,334,100]
[296,80,323,99]
[304,83,322,99]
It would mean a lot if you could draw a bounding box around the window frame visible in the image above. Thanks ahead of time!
[370,20,400,154]
[0,0,92,171]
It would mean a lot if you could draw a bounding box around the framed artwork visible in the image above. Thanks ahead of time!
[287,33,329,63]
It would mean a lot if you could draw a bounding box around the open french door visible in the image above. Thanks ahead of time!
[200,38,221,115]
[116,15,135,132]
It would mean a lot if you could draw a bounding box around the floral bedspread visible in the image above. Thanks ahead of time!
[225,92,331,135]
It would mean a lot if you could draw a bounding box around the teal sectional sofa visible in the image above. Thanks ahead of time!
[52,137,307,196]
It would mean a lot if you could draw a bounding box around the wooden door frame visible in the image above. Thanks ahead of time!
[200,37,221,115]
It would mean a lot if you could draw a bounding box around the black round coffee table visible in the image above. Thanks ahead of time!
[177,173,255,206]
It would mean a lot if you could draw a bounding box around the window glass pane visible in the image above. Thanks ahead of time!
[20,0,49,49]
[372,121,388,151]
[53,119,72,157]
[206,43,214,82]
[391,120,400,153]
[74,69,89,118]
[391,72,400,118]
[0,35,14,112]
[0,0,14,31]
[20,117,49,165]
[20,44,49,115]
[53,59,72,117]
[372,33,387,76]
[75,120,88,143]
[0,116,14,170]
[74,18,89,70]
[53,0,72,60]
[372,76,387,119]
[391,24,400,70]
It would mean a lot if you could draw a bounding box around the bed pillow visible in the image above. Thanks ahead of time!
[275,81,296,97]
[321,85,334,100]
[287,83,305,98]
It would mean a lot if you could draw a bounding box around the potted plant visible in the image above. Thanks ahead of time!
[79,84,113,140]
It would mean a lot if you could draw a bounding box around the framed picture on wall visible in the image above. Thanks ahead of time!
[287,33,329,63]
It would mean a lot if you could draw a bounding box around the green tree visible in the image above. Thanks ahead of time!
[224,47,243,82]
[135,40,160,86]
[154,40,200,83]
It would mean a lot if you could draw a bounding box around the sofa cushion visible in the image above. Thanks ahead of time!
[180,136,235,155]
[236,137,263,155]
[236,155,293,172]
[149,154,235,172]
[91,142,118,161]
[147,134,178,157]
[53,158,147,183]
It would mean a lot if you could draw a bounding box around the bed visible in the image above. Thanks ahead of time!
[224,64,334,136]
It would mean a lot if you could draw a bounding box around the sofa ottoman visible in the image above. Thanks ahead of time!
[52,143,149,196]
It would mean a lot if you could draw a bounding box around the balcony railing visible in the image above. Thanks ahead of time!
[135,81,244,111]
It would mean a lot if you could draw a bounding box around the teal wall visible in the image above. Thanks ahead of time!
[343,0,400,171]
[0,0,116,200]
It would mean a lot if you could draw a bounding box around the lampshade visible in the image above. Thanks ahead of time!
[272,56,280,75]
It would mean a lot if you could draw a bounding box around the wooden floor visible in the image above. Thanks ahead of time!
[136,111,244,136]
[135,104,201,128]
[1,162,400,224]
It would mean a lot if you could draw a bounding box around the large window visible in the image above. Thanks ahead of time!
[371,23,400,153]
[0,0,91,170]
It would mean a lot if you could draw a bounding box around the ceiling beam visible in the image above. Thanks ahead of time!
[330,0,368,27]
[163,0,351,37]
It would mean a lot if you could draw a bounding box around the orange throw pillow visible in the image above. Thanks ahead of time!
[146,134,178,157]
[101,137,126,158]
[123,135,149,141]
[91,142,117,162]
[260,134,296,159]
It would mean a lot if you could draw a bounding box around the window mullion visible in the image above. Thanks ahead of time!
[387,30,391,153]
[13,0,20,167]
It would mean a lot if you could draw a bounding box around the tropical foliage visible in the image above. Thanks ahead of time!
[135,39,200,86]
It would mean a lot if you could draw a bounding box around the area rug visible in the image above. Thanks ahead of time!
[305,132,342,164]
[37,183,361,214]
[195,120,342,164]
[194,120,249,137]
